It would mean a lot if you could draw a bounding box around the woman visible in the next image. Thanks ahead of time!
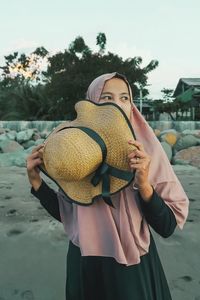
[26,72,189,300]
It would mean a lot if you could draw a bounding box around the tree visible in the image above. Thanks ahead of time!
[69,37,91,56]
[161,88,174,103]
[0,47,49,120]
[152,88,178,120]
[96,32,106,55]
[0,33,159,120]
[44,33,159,119]
[0,47,49,87]
[0,84,52,120]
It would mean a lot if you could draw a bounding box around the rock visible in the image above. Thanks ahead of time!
[174,135,200,152]
[6,130,17,140]
[171,157,189,166]
[40,131,50,139]
[0,140,24,153]
[16,129,35,143]
[182,129,200,138]
[14,152,28,167]
[32,132,41,141]
[154,129,161,137]
[21,140,36,149]
[0,151,27,167]
[0,128,6,134]
[160,129,178,135]
[160,142,172,161]
[0,134,9,142]
[160,131,178,146]
[34,138,45,146]
[0,131,17,142]
[173,146,200,168]
[172,164,198,172]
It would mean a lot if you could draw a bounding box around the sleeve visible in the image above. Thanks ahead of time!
[31,179,61,222]
[139,188,177,238]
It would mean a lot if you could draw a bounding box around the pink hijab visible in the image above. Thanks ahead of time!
[57,72,189,266]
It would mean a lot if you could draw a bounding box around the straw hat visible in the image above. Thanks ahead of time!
[39,100,137,206]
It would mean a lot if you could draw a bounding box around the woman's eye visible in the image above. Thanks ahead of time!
[100,95,112,100]
[121,96,129,101]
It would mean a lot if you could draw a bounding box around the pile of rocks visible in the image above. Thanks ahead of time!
[0,126,200,168]
[0,128,47,167]
[154,129,200,168]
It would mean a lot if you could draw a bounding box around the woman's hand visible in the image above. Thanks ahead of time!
[26,144,44,191]
[128,140,153,202]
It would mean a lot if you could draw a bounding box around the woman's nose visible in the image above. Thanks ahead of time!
[114,98,122,108]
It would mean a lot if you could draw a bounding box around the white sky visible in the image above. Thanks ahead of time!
[1,0,200,98]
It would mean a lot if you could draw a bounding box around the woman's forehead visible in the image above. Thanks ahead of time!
[102,78,129,92]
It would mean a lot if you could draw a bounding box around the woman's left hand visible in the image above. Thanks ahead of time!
[128,140,151,189]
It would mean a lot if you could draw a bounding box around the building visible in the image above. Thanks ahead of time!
[173,78,200,120]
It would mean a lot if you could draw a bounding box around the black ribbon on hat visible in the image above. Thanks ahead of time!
[78,127,133,207]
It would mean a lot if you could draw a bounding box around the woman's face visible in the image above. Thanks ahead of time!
[99,78,132,119]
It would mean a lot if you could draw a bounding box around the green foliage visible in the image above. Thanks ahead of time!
[0,33,159,120]
[0,84,53,120]
[33,47,49,57]
[96,32,106,54]
[161,88,174,102]
[69,37,91,56]
[44,34,159,119]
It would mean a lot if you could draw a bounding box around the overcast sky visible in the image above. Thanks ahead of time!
[1,0,200,98]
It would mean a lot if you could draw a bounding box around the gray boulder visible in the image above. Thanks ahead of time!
[0,150,27,167]
[160,142,172,162]
[174,134,200,152]
[34,138,45,146]
[0,134,9,142]
[0,140,24,153]
[32,132,41,141]
[40,131,50,139]
[16,129,35,143]
[181,130,200,137]
[6,130,17,140]
[173,146,200,168]
[21,140,35,149]
[0,131,17,142]
[0,128,7,135]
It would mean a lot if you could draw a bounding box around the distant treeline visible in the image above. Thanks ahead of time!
[0,33,160,120]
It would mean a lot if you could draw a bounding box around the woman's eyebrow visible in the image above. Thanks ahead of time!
[101,92,129,95]
[101,92,113,95]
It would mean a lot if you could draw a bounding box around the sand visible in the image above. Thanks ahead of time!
[0,165,199,300]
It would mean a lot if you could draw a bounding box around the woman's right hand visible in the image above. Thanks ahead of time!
[26,144,44,191]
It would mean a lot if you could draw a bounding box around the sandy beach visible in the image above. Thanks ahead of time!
[0,165,199,300]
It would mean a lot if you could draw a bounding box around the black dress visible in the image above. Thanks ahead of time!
[31,180,177,300]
